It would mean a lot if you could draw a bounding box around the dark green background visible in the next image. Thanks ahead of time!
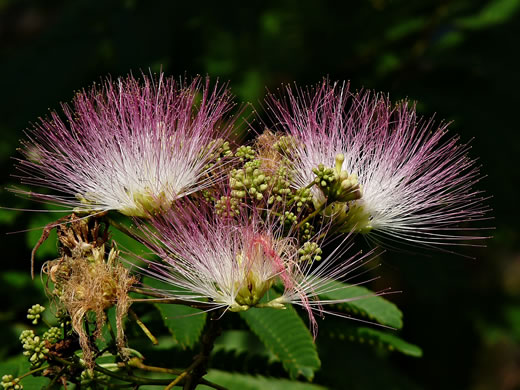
[1,1,519,389]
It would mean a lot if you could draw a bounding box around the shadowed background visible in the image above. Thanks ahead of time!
[0,1,518,389]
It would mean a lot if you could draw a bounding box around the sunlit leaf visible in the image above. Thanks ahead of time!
[240,305,320,380]
[318,280,403,329]
[142,276,207,349]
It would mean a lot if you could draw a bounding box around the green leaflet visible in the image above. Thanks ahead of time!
[318,280,403,329]
[240,306,320,381]
[141,276,207,349]
[155,303,207,349]
[202,369,329,390]
[326,324,422,357]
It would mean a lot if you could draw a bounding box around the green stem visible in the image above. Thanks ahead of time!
[287,181,316,207]
[295,202,326,231]
[94,364,174,385]
[18,365,47,380]
[49,356,175,386]
[129,309,158,345]
[125,358,182,375]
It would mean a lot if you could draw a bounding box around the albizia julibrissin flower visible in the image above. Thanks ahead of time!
[264,81,490,247]
[135,202,378,335]
[14,73,236,217]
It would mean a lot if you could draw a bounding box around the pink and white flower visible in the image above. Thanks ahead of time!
[137,202,377,335]
[265,81,489,247]
[15,73,236,217]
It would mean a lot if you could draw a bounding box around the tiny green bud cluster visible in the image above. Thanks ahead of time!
[215,196,240,218]
[80,369,109,386]
[313,154,362,204]
[283,211,297,227]
[300,222,314,241]
[43,327,62,344]
[298,241,323,262]
[1,375,22,390]
[293,187,312,212]
[56,309,72,329]
[26,304,45,325]
[230,160,269,200]
[267,166,292,204]
[273,135,298,154]
[20,330,49,367]
[235,145,255,162]
[203,139,232,171]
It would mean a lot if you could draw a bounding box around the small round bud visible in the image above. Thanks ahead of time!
[26,304,45,325]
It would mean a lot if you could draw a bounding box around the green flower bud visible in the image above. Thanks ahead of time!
[230,160,270,201]
[300,222,315,241]
[215,196,240,218]
[26,304,45,325]
[283,212,298,227]
[312,154,362,204]
[19,330,49,367]
[235,145,255,161]
[1,375,23,390]
[298,241,323,263]
[43,327,62,344]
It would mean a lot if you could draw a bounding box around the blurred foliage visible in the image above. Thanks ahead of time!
[0,0,519,389]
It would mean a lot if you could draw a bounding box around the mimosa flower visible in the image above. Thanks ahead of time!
[137,202,377,336]
[265,81,489,247]
[15,73,236,217]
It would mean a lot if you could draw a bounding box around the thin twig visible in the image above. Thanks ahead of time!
[125,358,182,375]
[164,353,204,390]
[49,356,177,386]
[129,309,158,345]
[18,365,47,380]
[164,371,188,389]
[295,202,326,231]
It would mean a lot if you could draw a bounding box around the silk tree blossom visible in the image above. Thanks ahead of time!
[136,202,379,335]
[14,73,236,217]
[265,81,489,247]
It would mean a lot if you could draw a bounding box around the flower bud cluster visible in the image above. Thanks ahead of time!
[203,138,232,171]
[230,160,269,200]
[313,154,362,204]
[215,196,240,218]
[267,166,292,204]
[43,327,62,344]
[56,309,72,329]
[1,375,22,390]
[20,330,48,367]
[26,304,45,325]
[80,369,109,386]
[273,135,298,154]
[300,222,314,241]
[298,241,323,262]
[235,145,255,162]
[293,187,312,212]
[283,211,297,227]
